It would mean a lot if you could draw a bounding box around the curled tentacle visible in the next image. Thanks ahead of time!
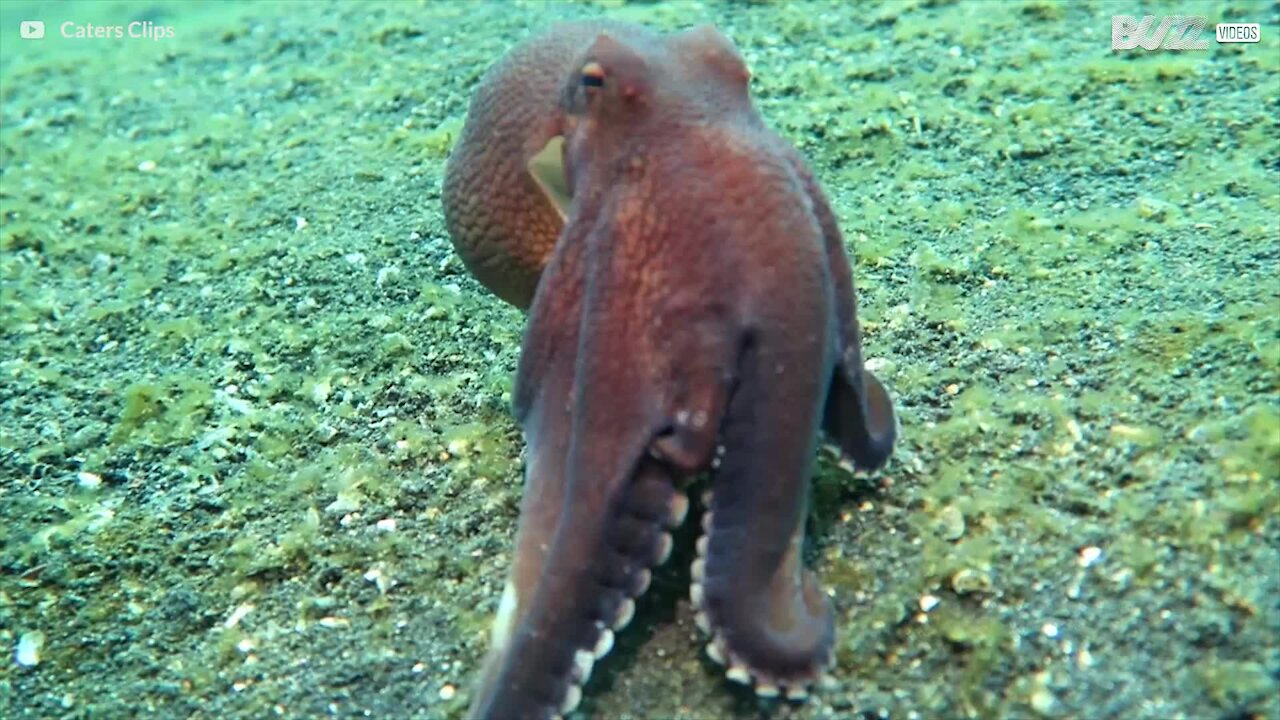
[687,331,837,700]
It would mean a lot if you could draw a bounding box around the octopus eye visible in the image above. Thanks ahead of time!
[580,61,605,89]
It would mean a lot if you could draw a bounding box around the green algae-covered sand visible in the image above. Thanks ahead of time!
[2,1,1277,718]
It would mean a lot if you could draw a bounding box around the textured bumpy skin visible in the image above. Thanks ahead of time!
[449,21,898,720]
[442,20,645,308]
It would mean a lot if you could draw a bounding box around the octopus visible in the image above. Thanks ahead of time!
[441,19,898,720]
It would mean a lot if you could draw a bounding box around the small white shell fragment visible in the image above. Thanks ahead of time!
[375,518,397,532]
[137,160,157,172]
[77,471,103,490]
[223,603,254,629]
[438,683,456,701]
[1078,546,1103,567]
[363,566,392,593]
[376,265,401,287]
[919,594,940,612]
[1042,622,1059,638]
[310,378,332,404]
[1030,685,1057,715]
[15,631,44,667]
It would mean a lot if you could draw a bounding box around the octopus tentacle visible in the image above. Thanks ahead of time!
[469,217,700,718]
[469,459,687,720]
[783,145,899,471]
[687,330,836,698]
[823,364,898,471]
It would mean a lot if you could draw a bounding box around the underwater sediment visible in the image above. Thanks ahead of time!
[1,1,1277,719]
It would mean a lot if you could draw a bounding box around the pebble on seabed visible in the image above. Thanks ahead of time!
[16,631,44,666]
[1078,546,1103,568]
[936,505,966,540]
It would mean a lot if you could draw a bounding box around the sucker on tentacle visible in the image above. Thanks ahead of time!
[540,469,691,719]
[689,491,834,701]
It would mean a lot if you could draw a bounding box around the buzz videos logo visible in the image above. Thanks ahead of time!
[20,20,45,39]
[1112,15,1262,51]
[1112,15,1210,50]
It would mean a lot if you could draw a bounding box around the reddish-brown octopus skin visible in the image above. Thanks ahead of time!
[442,20,644,308]
[450,21,898,720]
